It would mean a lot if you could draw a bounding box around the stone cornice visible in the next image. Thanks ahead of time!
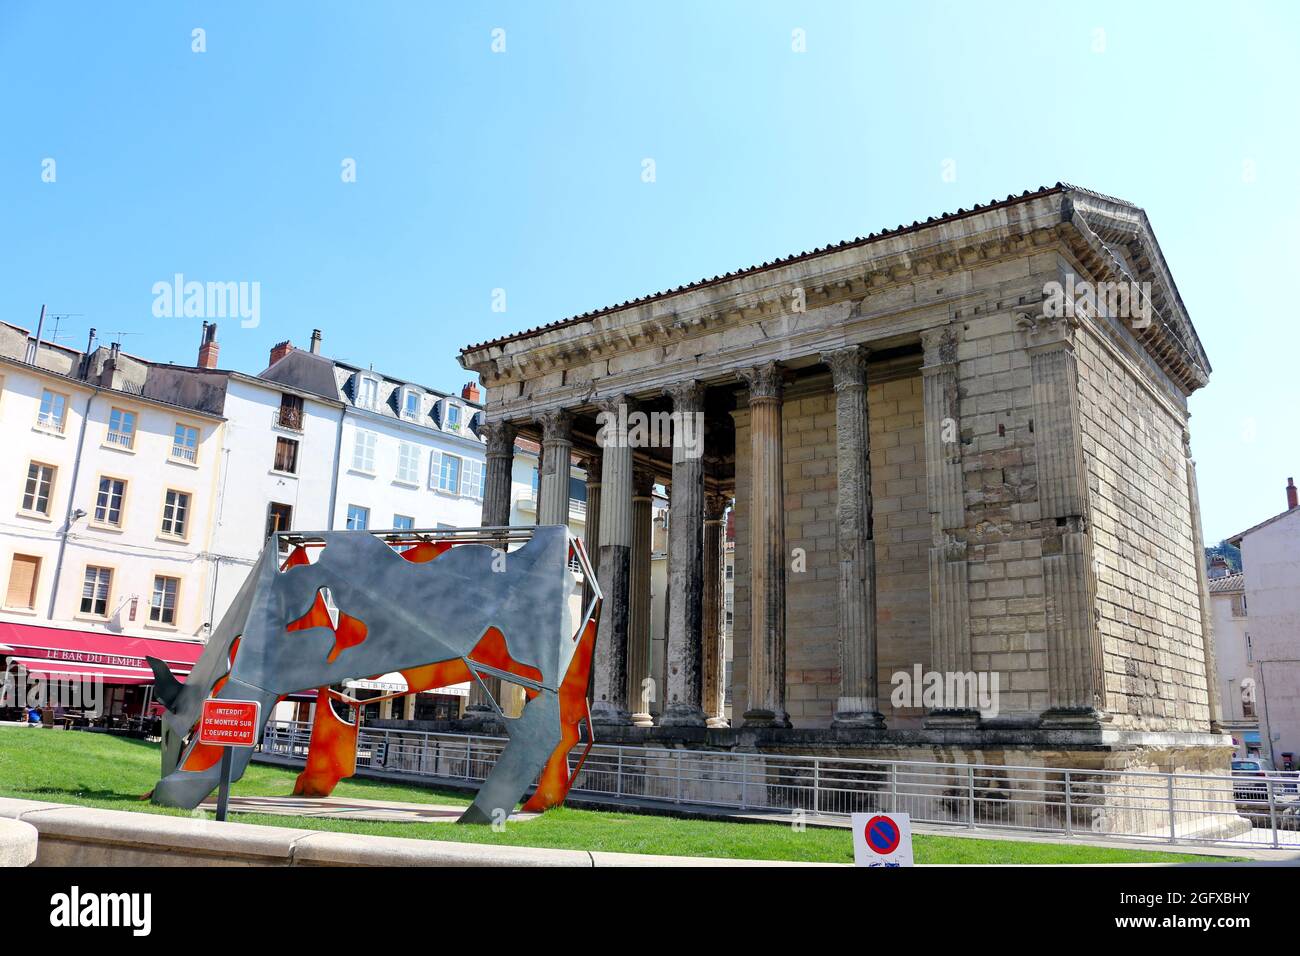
[463,187,1209,407]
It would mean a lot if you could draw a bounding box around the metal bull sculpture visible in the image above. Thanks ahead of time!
[146,525,600,823]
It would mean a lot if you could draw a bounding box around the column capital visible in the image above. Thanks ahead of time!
[480,419,517,458]
[633,466,656,499]
[536,408,573,443]
[581,452,603,479]
[821,345,870,390]
[921,324,961,368]
[739,361,784,403]
[704,492,728,521]
[664,379,706,412]
[1015,310,1079,353]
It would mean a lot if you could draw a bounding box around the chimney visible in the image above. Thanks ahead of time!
[1208,554,1230,579]
[310,329,322,354]
[1288,477,1298,510]
[461,380,481,403]
[198,321,220,368]
[269,339,294,367]
[100,342,122,390]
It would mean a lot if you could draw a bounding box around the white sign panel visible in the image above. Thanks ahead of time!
[851,812,914,867]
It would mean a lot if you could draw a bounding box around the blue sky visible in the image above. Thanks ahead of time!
[1,0,1297,541]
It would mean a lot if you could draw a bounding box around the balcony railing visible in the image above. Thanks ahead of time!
[274,406,305,432]
[105,429,134,449]
[171,443,198,463]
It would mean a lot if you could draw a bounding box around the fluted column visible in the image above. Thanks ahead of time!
[702,493,728,728]
[582,454,602,609]
[662,381,707,727]
[1183,427,1222,731]
[467,419,515,717]
[1019,312,1105,724]
[628,467,656,726]
[536,409,573,527]
[920,324,977,727]
[823,346,885,729]
[740,362,790,728]
[591,396,633,724]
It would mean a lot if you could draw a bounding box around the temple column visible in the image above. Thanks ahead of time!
[823,346,885,729]
[536,409,573,527]
[1018,312,1106,725]
[662,381,707,727]
[701,492,728,727]
[467,419,516,717]
[582,454,602,609]
[740,362,790,728]
[1183,427,1223,731]
[628,467,656,725]
[920,325,977,727]
[591,396,633,724]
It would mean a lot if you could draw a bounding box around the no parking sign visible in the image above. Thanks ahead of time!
[851,812,914,867]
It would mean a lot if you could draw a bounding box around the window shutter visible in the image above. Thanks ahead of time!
[429,449,443,489]
[6,555,39,608]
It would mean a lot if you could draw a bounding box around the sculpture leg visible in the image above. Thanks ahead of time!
[151,679,278,810]
[522,617,597,812]
[293,690,359,797]
[459,688,562,824]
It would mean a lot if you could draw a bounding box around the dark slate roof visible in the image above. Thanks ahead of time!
[258,348,342,401]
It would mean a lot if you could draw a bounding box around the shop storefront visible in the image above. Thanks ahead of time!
[0,621,205,732]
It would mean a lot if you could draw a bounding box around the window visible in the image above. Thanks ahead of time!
[725,563,734,580]
[161,490,191,538]
[172,423,199,463]
[431,451,461,493]
[37,389,67,432]
[106,407,137,449]
[274,436,300,474]
[150,575,179,625]
[277,393,304,430]
[395,441,420,484]
[21,462,56,516]
[401,389,421,422]
[352,430,377,472]
[5,554,40,609]
[393,514,414,531]
[347,505,369,530]
[444,402,461,431]
[93,477,127,527]
[266,502,293,547]
[356,375,379,410]
[461,458,485,499]
[80,566,112,616]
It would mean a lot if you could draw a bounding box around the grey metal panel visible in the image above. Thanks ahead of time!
[150,526,597,823]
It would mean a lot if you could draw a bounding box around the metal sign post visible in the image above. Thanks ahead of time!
[196,699,261,822]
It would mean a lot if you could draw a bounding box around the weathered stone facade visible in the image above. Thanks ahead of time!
[458,183,1227,771]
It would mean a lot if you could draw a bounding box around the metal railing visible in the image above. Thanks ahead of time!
[259,720,1300,849]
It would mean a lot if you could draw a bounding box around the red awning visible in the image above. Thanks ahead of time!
[0,622,204,686]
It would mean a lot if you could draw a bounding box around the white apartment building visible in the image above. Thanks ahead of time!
[0,323,216,720]
[1228,479,1300,770]
[260,332,491,721]
[1207,556,1257,757]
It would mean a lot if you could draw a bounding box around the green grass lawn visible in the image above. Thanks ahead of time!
[0,727,1233,865]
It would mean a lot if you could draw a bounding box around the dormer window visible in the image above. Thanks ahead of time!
[356,375,380,410]
[444,402,461,431]
[401,388,421,422]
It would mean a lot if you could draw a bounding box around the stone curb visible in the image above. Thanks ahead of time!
[0,818,38,867]
[0,798,835,867]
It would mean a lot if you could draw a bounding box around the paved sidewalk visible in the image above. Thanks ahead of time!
[198,793,538,824]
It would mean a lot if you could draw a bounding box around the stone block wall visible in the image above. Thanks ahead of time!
[1074,322,1211,732]
[732,371,930,728]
